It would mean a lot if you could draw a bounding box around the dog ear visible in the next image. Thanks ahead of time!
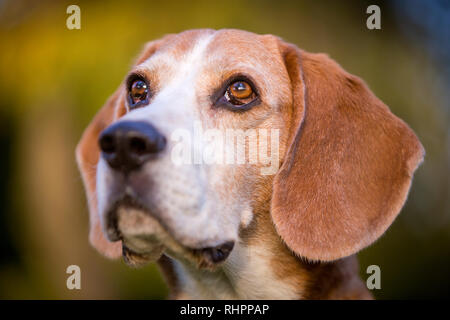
[271,41,424,262]
[76,39,168,258]
[76,86,125,258]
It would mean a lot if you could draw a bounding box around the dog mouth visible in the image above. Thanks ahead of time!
[105,196,235,268]
[122,239,235,269]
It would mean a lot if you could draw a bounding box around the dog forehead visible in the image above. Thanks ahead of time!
[151,30,213,61]
[138,29,283,75]
[207,29,282,64]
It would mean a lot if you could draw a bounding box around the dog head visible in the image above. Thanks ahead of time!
[76,29,424,268]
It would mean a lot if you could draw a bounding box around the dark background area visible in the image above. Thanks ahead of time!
[0,0,448,299]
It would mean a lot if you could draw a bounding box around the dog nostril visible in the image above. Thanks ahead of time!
[129,136,147,155]
[100,135,116,154]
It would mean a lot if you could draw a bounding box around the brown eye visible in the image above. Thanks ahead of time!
[129,79,149,107]
[226,81,255,105]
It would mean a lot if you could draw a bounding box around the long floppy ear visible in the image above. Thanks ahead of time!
[76,86,126,258]
[75,38,169,258]
[271,42,425,262]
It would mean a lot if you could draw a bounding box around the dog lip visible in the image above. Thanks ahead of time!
[105,194,147,242]
[194,241,235,264]
[106,226,121,242]
[122,244,164,267]
[105,208,121,241]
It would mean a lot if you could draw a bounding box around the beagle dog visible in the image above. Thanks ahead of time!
[76,29,424,299]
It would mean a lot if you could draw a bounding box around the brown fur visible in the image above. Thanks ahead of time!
[76,86,124,258]
[271,42,424,262]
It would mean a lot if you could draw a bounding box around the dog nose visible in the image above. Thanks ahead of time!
[99,121,166,173]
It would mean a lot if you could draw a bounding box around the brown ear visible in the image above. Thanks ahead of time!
[75,39,168,258]
[271,42,424,262]
[76,86,125,258]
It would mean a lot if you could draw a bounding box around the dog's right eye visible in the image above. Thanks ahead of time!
[128,77,149,109]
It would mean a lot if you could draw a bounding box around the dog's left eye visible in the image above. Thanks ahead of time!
[225,81,256,105]
[128,78,149,108]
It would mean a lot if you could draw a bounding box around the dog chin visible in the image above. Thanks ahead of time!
[115,205,167,266]
[113,204,200,268]
[109,199,236,270]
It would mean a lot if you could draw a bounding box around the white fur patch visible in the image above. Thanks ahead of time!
[173,242,300,299]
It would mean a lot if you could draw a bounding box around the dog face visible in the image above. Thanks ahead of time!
[76,29,424,269]
[89,29,291,268]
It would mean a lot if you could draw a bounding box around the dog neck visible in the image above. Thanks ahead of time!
[159,208,372,300]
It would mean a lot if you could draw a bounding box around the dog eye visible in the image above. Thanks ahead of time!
[129,79,149,108]
[225,81,255,105]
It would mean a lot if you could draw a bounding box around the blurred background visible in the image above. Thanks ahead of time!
[0,0,448,299]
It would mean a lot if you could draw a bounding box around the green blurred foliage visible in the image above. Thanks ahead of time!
[0,0,448,299]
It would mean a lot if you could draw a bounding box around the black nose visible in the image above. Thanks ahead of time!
[99,121,166,173]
